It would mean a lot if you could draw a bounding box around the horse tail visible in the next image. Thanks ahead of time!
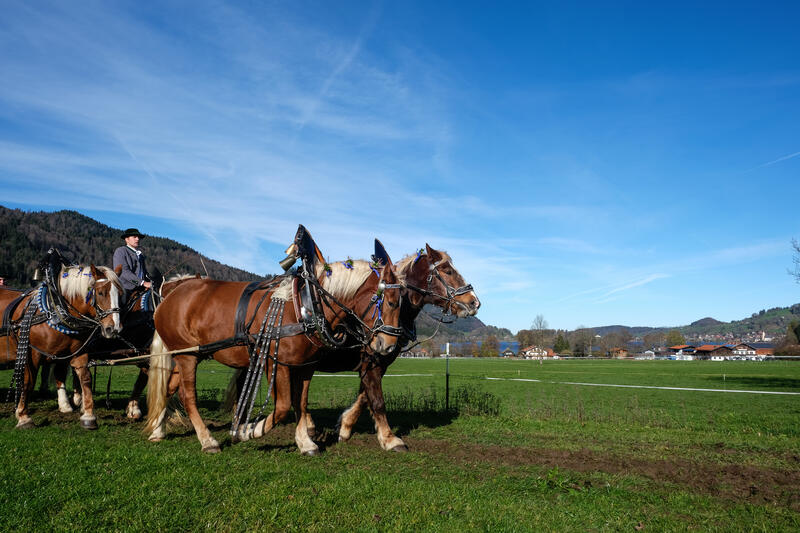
[221,368,245,414]
[144,331,171,433]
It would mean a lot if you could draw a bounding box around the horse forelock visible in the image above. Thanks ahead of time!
[321,260,373,300]
[95,266,123,291]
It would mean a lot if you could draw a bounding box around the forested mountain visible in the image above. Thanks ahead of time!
[0,206,264,286]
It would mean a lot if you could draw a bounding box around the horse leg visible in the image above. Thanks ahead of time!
[292,368,319,456]
[298,373,316,439]
[14,354,39,429]
[174,355,219,453]
[236,363,292,444]
[337,389,368,442]
[52,360,73,413]
[71,354,97,429]
[126,366,148,419]
[71,367,83,408]
[362,365,407,452]
[38,361,52,397]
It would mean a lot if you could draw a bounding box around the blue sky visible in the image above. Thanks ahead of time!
[1,1,799,332]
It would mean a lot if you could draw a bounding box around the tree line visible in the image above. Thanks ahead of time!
[0,206,264,287]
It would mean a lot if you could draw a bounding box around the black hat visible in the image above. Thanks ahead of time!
[121,228,144,239]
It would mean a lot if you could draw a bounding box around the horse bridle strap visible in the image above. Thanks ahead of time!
[359,282,405,338]
[405,258,473,312]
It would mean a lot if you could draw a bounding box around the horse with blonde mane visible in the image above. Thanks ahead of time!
[0,249,122,429]
[303,242,480,451]
[224,242,480,451]
[144,225,405,454]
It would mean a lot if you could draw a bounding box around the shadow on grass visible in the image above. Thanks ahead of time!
[706,375,800,390]
[300,406,459,451]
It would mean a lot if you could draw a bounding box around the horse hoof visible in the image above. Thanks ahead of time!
[302,448,320,457]
[390,444,409,453]
[202,445,221,454]
[81,419,98,430]
[16,420,35,430]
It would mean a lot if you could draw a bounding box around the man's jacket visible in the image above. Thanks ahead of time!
[113,246,148,292]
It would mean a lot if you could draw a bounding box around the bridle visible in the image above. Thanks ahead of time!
[300,267,405,350]
[405,257,474,315]
[360,280,405,339]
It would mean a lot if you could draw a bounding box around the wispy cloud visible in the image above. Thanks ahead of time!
[756,150,800,168]
[598,273,670,299]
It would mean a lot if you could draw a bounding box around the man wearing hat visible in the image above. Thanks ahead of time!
[113,228,151,301]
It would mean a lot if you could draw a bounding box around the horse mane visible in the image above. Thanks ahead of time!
[271,277,293,300]
[59,265,121,299]
[165,273,203,283]
[395,250,452,284]
[318,260,374,300]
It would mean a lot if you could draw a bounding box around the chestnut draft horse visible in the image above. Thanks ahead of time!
[298,242,480,451]
[145,228,405,454]
[63,285,160,420]
[42,274,193,421]
[0,250,122,429]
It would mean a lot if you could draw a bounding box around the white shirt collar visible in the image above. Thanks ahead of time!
[126,245,142,256]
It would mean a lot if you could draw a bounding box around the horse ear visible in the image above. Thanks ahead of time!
[373,239,392,267]
[90,264,100,279]
[114,264,123,276]
[425,244,442,262]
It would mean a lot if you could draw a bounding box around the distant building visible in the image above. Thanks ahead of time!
[694,344,733,361]
[610,347,629,359]
[668,345,696,355]
[500,347,516,357]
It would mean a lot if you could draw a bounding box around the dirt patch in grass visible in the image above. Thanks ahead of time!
[346,436,800,510]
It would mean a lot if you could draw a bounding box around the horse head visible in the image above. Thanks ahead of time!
[400,244,480,317]
[85,265,123,338]
[318,256,404,356]
[365,254,404,356]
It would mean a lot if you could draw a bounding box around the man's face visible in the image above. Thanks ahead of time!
[125,236,140,249]
[0,278,4,286]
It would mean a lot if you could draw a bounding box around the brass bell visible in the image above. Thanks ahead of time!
[279,254,297,272]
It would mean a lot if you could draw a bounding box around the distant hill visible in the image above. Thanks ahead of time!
[0,206,265,286]
[585,305,800,341]
[690,317,723,328]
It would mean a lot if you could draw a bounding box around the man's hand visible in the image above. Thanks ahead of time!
[142,281,152,289]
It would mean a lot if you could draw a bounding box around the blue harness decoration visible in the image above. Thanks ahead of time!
[37,284,79,335]
[140,290,154,313]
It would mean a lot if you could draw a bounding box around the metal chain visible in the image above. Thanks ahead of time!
[7,298,37,405]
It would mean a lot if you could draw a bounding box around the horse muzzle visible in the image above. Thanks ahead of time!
[369,333,398,356]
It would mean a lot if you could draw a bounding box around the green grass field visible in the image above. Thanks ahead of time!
[1,358,799,532]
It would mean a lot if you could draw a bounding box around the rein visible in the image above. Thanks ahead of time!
[303,269,404,349]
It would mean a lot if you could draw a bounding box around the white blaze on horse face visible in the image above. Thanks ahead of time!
[109,282,121,332]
